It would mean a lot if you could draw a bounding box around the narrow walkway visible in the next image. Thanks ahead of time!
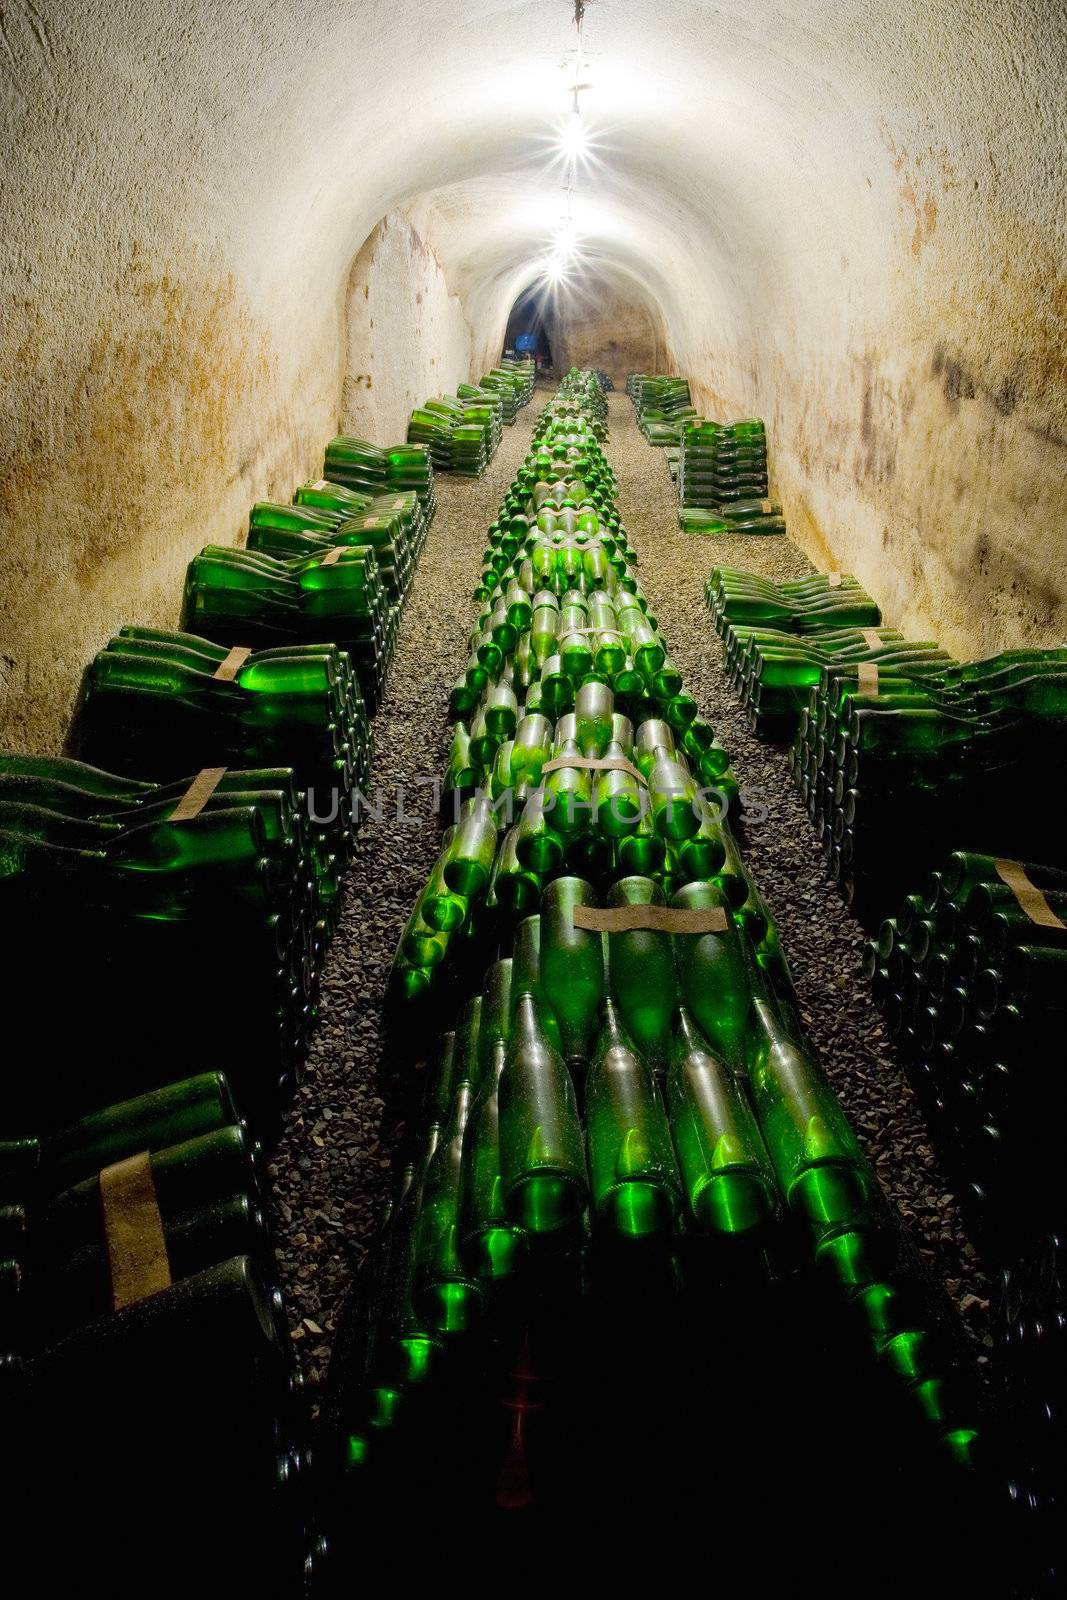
[272,399,541,1382]
[606,391,989,1349]
[273,384,989,1391]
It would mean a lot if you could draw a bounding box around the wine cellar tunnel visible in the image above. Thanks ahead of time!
[4,1,1066,750]
[3,0,1066,1590]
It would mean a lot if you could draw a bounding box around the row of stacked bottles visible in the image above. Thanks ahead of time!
[627,373,783,536]
[406,359,535,475]
[313,371,1010,1588]
[706,558,1066,1585]
[626,372,696,444]
[0,402,461,1581]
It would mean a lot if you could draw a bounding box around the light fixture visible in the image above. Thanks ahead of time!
[560,100,588,164]
[528,4,590,295]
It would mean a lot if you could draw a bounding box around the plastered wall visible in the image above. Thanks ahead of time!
[342,214,473,443]
[547,277,671,385]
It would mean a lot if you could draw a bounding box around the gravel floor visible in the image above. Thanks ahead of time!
[270,401,542,1383]
[271,384,990,1393]
[606,391,991,1358]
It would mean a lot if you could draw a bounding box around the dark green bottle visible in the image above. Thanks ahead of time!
[498,991,587,1236]
[539,877,606,1073]
[667,1007,777,1234]
[746,996,870,1226]
[669,880,754,1071]
[585,998,680,1239]
[603,877,677,1071]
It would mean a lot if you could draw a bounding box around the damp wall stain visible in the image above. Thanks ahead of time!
[0,247,338,751]
[681,195,1067,664]
[553,285,670,387]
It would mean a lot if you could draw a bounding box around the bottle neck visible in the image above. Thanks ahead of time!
[597,994,627,1048]
[672,1005,704,1056]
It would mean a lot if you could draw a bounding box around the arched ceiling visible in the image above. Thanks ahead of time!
[8,0,1062,382]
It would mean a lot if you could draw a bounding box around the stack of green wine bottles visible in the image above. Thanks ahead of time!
[538,366,608,431]
[707,566,882,635]
[864,850,1066,1246]
[187,493,412,711]
[678,419,783,533]
[301,483,423,593]
[790,645,1067,924]
[323,436,437,526]
[406,393,500,475]
[717,619,952,740]
[393,391,757,1006]
[77,628,369,823]
[457,383,505,451]
[864,850,1066,1546]
[487,356,536,412]
[183,540,396,702]
[323,871,993,1556]
[477,359,535,420]
[478,375,518,424]
[626,373,696,444]
[1,1070,306,1586]
[0,750,340,1128]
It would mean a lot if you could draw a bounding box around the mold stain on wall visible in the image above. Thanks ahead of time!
[0,247,332,751]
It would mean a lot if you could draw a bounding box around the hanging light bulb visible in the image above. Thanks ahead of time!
[559,91,588,163]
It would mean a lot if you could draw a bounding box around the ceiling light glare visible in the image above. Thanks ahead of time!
[560,106,588,163]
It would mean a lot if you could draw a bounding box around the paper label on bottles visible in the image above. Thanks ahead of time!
[391,497,406,511]
[169,766,227,822]
[99,1151,172,1311]
[213,646,251,681]
[311,479,330,490]
[861,629,883,649]
[572,904,729,934]
[541,755,645,783]
[993,859,1067,931]
[321,546,347,566]
[827,571,842,588]
[760,500,774,514]
[857,663,879,695]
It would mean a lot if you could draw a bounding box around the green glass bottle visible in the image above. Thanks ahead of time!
[489,824,540,923]
[544,730,594,837]
[422,830,469,933]
[509,713,553,790]
[746,996,870,1226]
[458,962,523,1282]
[585,998,680,1239]
[667,1007,777,1234]
[616,806,667,877]
[399,887,451,970]
[0,1072,242,1198]
[413,1075,483,1334]
[539,877,606,1072]
[574,681,615,757]
[603,877,676,1071]
[515,788,564,875]
[444,796,499,897]
[669,880,754,1071]
[498,991,587,1236]
[648,748,700,841]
